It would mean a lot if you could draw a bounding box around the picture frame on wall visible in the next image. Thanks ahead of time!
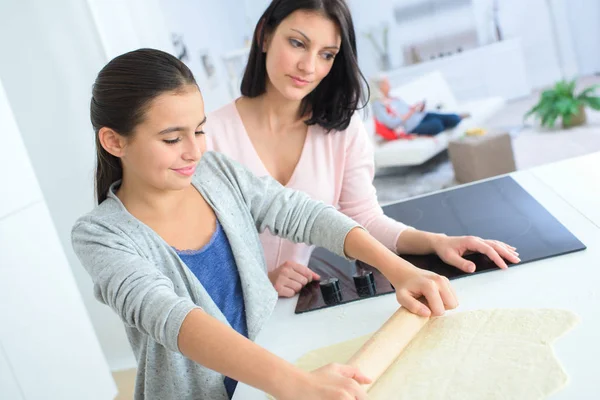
[199,49,218,89]
[171,33,189,62]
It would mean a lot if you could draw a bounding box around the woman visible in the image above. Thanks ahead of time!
[206,0,519,297]
[372,76,471,138]
[72,48,457,400]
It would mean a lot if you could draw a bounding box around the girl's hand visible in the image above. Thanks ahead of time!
[280,363,370,400]
[432,235,520,273]
[387,265,458,317]
[268,261,320,297]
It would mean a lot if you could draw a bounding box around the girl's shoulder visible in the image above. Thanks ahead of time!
[72,193,138,237]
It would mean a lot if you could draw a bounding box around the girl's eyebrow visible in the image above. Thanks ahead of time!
[158,116,207,135]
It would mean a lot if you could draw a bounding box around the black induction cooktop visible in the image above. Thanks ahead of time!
[295,176,586,314]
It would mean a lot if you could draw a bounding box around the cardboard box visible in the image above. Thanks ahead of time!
[448,132,516,183]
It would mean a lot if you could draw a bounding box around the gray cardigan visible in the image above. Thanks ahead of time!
[71,151,360,400]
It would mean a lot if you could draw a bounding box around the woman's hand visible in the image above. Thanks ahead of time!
[386,264,458,317]
[432,235,520,273]
[279,363,370,400]
[268,261,320,297]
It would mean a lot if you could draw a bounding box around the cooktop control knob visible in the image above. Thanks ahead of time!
[353,271,376,297]
[320,277,342,305]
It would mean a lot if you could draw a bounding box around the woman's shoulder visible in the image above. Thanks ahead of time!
[205,100,245,151]
[206,101,237,125]
[308,113,369,155]
[313,112,366,136]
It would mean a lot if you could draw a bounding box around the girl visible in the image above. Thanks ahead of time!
[72,48,457,400]
[206,0,519,297]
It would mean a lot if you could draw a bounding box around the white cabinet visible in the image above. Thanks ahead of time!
[0,344,24,400]
[378,39,532,102]
[0,202,117,400]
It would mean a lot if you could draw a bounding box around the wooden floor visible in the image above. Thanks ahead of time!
[112,369,136,400]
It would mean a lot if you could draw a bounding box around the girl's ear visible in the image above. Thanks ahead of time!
[98,127,128,158]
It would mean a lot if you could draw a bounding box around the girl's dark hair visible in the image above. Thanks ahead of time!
[241,0,368,131]
[90,48,197,204]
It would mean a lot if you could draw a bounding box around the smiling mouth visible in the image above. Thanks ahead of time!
[172,165,196,176]
[290,75,311,84]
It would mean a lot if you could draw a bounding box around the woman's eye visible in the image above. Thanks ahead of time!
[195,130,205,136]
[290,39,304,48]
[163,138,181,144]
[322,52,336,61]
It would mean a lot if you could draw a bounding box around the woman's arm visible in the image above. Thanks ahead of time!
[398,105,419,122]
[336,116,410,252]
[396,228,519,272]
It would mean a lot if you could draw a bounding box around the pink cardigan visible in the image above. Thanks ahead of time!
[206,101,408,272]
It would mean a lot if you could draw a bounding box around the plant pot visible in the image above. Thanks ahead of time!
[562,106,587,128]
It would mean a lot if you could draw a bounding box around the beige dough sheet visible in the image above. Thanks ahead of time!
[294,309,578,400]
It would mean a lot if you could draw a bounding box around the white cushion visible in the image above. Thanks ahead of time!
[373,134,450,168]
[390,71,459,111]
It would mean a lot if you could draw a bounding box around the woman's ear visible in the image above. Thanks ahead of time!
[98,127,127,158]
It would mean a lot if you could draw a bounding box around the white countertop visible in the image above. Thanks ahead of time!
[233,152,600,400]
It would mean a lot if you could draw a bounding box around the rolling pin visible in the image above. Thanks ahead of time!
[347,306,429,391]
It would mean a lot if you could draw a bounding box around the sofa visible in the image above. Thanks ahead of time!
[363,71,506,169]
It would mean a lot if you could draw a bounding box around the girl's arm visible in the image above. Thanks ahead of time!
[205,152,457,317]
[343,227,457,317]
[178,308,370,400]
[205,152,359,261]
[72,218,369,400]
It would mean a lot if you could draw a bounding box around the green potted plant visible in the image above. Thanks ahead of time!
[525,79,600,128]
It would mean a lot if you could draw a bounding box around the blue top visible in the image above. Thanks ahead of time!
[176,220,247,399]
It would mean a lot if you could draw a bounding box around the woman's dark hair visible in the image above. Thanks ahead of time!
[241,0,369,131]
[90,48,197,204]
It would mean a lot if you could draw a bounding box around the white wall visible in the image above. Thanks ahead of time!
[346,0,401,82]
[243,0,272,33]
[566,0,600,76]
[349,0,584,89]
[494,0,562,88]
[0,0,135,370]
[0,76,115,399]
[159,0,252,112]
[87,0,174,60]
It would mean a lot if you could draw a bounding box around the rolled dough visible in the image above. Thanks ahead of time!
[295,309,578,400]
